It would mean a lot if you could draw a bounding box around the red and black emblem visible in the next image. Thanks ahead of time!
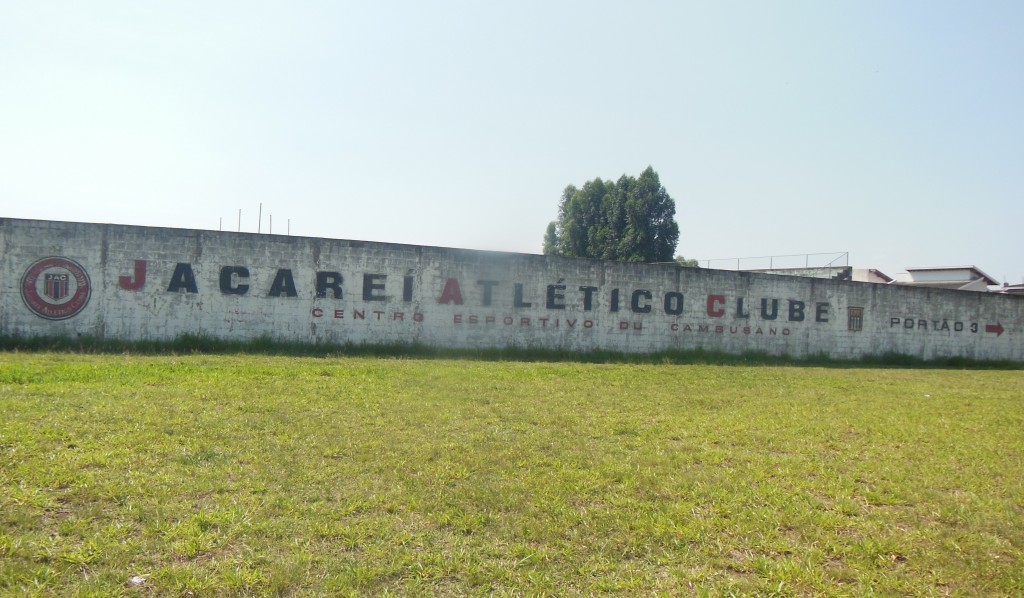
[21,257,92,320]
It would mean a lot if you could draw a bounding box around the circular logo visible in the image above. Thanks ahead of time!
[21,257,92,320]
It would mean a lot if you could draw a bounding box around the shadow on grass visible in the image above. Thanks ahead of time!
[1,334,1020,370]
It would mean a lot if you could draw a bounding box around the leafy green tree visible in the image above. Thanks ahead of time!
[675,255,700,267]
[542,222,559,255]
[543,167,679,263]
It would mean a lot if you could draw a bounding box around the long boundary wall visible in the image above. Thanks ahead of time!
[2,218,1022,361]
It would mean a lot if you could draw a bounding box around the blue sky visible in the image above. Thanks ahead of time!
[2,2,1022,283]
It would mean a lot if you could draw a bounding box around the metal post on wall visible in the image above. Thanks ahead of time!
[258,203,263,234]
[237,209,241,232]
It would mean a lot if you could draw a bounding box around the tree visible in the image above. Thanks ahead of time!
[674,255,699,267]
[543,167,679,263]
[542,222,559,255]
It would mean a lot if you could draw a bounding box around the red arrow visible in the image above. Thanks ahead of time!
[985,322,1004,336]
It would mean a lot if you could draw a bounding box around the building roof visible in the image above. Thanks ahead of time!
[857,268,894,283]
[903,265,999,286]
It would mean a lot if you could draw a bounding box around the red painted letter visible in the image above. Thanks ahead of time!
[437,278,464,305]
[706,294,725,317]
[119,259,147,291]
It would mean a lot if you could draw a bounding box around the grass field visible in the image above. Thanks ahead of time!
[1,352,1022,596]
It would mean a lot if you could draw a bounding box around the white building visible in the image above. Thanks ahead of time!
[895,266,998,292]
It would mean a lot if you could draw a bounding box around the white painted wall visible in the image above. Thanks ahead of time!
[2,219,1022,361]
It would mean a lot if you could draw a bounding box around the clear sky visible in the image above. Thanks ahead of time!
[3,2,1022,284]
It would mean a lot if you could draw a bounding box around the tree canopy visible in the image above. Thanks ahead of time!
[543,167,679,263]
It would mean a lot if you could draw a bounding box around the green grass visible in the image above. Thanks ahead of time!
[3,334,1023,369]
[1,353,1022,596]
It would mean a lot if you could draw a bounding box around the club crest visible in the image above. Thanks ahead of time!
[21,257,92,320]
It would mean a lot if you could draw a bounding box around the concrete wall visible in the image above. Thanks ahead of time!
[3,218,1022,361]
